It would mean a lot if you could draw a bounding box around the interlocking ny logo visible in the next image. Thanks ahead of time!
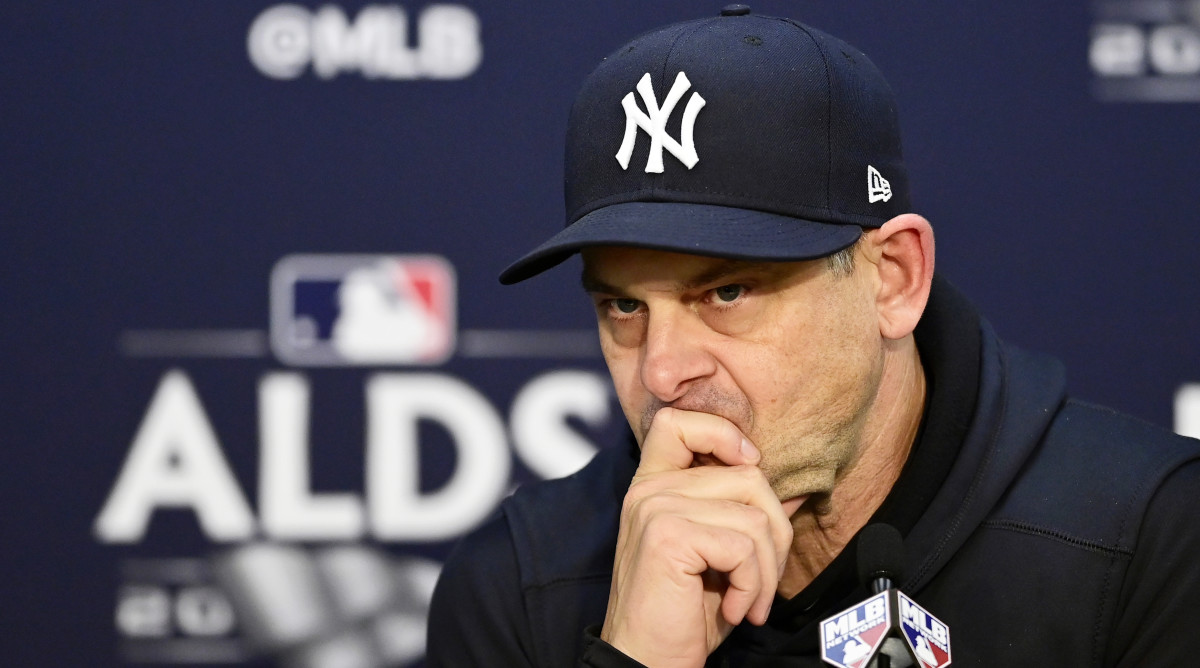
[616,72,706,173]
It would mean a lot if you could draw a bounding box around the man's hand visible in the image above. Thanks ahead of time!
[600,408,794,668]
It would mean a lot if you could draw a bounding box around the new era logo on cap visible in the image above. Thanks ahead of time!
[868,165,892,203]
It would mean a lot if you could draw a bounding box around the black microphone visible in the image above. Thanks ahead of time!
[857,523,905,595]
[819,524,951,668]
[857,524,911,668]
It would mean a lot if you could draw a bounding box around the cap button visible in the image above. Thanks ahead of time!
[721,4,751,16]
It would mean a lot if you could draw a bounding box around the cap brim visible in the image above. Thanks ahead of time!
[499,202,863,284]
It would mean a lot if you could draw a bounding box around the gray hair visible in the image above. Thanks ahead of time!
[824,236,861,277]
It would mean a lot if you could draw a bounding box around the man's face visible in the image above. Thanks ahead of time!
[581,246,886,503]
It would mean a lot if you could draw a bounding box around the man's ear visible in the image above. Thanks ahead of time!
[864,213,935,340]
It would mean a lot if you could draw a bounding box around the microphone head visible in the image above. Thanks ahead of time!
[856,523,905,589]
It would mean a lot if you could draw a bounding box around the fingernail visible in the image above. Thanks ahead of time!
[740,438,760,462]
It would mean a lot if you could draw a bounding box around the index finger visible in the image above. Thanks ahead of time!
[637,407,760,474]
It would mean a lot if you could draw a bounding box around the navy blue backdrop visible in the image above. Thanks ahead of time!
[3,1,1199,666]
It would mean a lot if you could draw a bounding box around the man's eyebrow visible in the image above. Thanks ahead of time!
[683,260,761,290]
[580,272,619,295]
[580,259,766,295]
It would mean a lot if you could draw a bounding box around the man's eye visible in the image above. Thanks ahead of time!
[713,284,744,303]
[613,299,641,314]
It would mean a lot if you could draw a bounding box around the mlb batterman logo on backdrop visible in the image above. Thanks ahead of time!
[270,255,456,366]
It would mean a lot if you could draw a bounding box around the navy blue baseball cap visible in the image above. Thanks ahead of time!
[499,5,910,284]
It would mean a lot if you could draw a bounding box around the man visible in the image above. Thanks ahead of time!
[428,7,1200,666]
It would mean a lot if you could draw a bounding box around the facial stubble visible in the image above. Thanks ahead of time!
[636,384,857,508]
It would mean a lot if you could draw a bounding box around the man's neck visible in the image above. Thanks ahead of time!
[778,338,926,597]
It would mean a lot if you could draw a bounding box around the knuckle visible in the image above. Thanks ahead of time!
[779,520,794,544]
[625,472,669,503]
[621,486,675,523]
[726,530,756,558]
[636,490,676,515]
[624,478,651,504]
[728,464,773,492]
[730,463,764,483]
[641,511,686,543]
[743,505,771,533]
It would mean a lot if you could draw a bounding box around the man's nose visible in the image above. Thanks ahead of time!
[639,308,717,403]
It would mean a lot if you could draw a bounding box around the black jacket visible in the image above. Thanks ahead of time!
[428,278,1200,666]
